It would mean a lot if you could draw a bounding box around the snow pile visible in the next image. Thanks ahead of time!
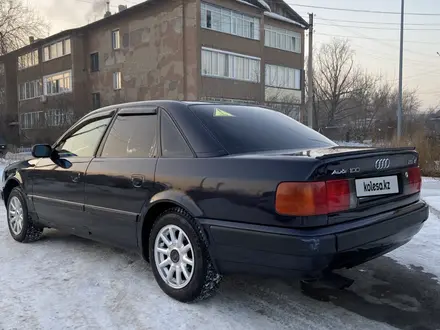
[0,151,32,166]
[256,0,271,12]
[4,151,31,161]
[264,12,307,28]
[235,0,259,9]
[335,141,372,147]
[388,178,440,279]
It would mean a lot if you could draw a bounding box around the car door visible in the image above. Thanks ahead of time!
[84,106,159,250]
[30,111,113,234]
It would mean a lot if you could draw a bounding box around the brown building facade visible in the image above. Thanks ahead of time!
[0,0,308,145]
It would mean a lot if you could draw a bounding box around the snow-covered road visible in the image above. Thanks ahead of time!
[0,162,439,329]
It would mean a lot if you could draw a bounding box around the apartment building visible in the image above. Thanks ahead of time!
[0,0,308,145]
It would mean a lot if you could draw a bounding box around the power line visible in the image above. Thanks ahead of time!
[285,3,440,16]
[321,19,440,59]
[75,0,119,8]
[315,18,440,27]
[317,23,440,31]
[352,43,439,68]
[315,33,438,45]
[75,0,140,8]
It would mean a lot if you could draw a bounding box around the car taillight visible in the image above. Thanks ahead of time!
[326,180,352,214]
[275,180,354,216]
[408,167,422,194]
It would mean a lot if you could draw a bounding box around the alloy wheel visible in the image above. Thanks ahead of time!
[154,224,195,289]
[8,196,24,236]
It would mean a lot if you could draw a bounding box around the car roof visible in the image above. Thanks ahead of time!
[86,100,255,117]
[81,100,263,157]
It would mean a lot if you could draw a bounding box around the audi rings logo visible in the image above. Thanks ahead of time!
[375,158,391,170]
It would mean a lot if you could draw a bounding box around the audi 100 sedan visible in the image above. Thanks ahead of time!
[1,101,429,302]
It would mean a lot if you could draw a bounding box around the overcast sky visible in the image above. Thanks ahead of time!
[33,0,440,110]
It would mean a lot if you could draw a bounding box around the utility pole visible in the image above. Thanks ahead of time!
[397,0,405,140]
[307,13,314,128]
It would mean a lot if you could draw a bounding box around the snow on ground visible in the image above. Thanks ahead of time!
[388,178,440,277]
[0,164,440,329]
[335,141,372,147]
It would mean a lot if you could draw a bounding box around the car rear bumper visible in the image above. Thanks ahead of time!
[198,201,429,279]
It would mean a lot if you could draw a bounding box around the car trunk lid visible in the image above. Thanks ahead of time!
[307,146,421,225]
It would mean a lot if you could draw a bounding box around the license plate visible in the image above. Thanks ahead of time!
[355,175,399,197]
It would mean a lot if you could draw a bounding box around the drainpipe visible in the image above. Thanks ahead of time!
[182,0,187,100]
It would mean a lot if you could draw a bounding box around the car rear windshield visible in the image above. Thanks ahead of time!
[189,105,336,155]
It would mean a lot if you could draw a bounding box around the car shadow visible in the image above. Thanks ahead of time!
[39,229,440,330]
[214,257,440,330]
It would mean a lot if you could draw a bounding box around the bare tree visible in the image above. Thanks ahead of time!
[313,39,363,128]
[349,75,391,141]
[265,93,301,119]
[0,0,49,55]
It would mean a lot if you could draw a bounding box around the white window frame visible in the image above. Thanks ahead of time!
[43,70,73,96]
[264,25,301,53]
[18,50,39,70]
[43,38,72,62]
[113,71,122,90]
[112,29,121,49]
[20,111,43,130]
[201,2,260,40]
[265,64,301,90]
[18,79,43,101]
[201,47,260,83]
[201,96,257,104]
[45,109,74,127]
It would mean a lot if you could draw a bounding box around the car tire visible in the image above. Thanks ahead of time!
[149,207,221,302]
[7,187,43,243]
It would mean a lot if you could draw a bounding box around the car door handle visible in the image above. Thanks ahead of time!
[131,175,144,188]
[71,173,81,183]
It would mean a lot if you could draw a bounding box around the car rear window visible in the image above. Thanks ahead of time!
[189,105,336,154]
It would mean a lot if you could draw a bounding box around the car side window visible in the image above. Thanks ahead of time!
[161,111,193,158]
[101,114,157,158]
[56,117,111,157]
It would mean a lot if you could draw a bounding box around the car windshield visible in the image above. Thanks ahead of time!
[189,104,336,155]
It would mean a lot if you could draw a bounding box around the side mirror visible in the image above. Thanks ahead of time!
[32,144,52,158]
[54,158,72,169]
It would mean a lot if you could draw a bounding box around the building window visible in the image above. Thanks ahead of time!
[20,111,43,130]
[18,80,43,101]
[64,39,71,54]
[113,71,122,90]
[45,109,74,127]
[43,70,72,96]
[43,38,71,61]
[18,50,39,70]
[90,52,99,72]
[265,64,301,90]
[201,97,257,104]
[112,30,121,49]
[92,93,101,110]
[201,2,260,40]
[264,25,301,53]
[201,47,260,83]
